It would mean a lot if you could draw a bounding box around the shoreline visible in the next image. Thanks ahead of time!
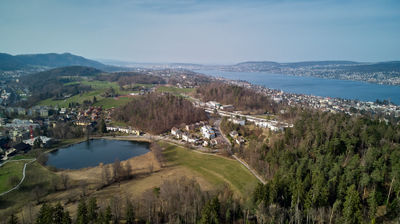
[43,136,153,172]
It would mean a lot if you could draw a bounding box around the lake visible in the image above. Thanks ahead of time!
[46,139,150,169]
[198,70,400,105]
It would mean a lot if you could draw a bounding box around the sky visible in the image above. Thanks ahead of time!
[0,0,399,64]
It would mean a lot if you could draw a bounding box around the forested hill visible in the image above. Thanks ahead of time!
[113,93,208,134]
[244,110,400,222]
[0,52,109,71]
[20,66,103,107]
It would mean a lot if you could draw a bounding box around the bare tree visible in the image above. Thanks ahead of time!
[101,165,111,186]
[60,173,69,190]
[80,180,87,197]
[124,162,132,180]
[148,163,154,174]
[110,196,122,223]
[113,158,122,186]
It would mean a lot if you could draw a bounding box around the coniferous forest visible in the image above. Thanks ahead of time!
[235,110,400,223]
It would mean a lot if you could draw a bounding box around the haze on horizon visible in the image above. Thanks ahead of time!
[0,0,399,64]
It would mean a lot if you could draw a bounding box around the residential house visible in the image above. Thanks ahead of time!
[201,125,215,139]
[229,131,239,139]
[229,118,245,126]
[171,127,182,138]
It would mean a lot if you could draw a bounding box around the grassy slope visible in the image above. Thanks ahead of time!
[161,142,258,196]
[0,161,58,216]
[93,96,133,109]
[38,80,134,108]
[0,162,25,193]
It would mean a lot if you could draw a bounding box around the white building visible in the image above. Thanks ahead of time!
[171,127,182,138]
[229,118,245,126]
[23,136,53,146]
[201,125,215,139]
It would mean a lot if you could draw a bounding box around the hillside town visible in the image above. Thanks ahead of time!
[220,78,400,120]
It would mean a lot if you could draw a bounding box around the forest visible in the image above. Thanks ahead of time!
[96,72,166,88]
[222,109,400,223]
[195,83,280,114]
[5,177,244,224]
[113,93,208,134]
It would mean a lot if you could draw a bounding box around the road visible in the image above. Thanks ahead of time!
[0,159,36,197]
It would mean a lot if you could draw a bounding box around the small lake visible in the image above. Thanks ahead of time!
[46,139,150,170]
[197,70,400,105]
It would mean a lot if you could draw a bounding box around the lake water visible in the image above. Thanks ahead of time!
[198,70,400,105]
[46,139,149,169]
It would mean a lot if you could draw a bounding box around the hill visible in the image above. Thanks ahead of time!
[20,66,103,106]
[0,52,108,71]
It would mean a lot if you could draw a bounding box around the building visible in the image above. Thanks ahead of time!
[39,109,49,117]
[201,125,215,139]
[229,118,245,126]
[182,132,190,142]
[206,101,221,109]
[229,131,239,139]
[221,105,234,111]
[107,126,141,135]
[23,136,53,147]
[171,127,182,138]
[235,137,245,145]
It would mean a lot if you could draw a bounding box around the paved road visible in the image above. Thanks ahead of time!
[0,159,36,197]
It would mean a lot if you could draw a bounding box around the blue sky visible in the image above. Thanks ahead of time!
[0,0,399,63]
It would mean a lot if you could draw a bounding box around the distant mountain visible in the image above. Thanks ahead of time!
[0,52,108,71]
[0,53,26,70]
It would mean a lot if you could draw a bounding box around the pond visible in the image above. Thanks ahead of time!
[46,139,150,170]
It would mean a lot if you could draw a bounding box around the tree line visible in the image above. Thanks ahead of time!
[5,177,246,224]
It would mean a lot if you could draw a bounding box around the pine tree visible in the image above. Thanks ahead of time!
[126,200,135,224]
[343,185,362,224]
[36,203,53,224]
[200,197,220,224]
[105,206,112,224]
[88,197,99,222]
[76,199,88,224]
[53,202,65,224]
[62,211,72,224]
[7,214,18,224]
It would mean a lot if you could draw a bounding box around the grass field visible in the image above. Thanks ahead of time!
[0,161,25,193]
[161,142,259,196]
[0,161,59,216]
[93,96,133,109]
[156,86,194,96]
[38,80,135,108]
